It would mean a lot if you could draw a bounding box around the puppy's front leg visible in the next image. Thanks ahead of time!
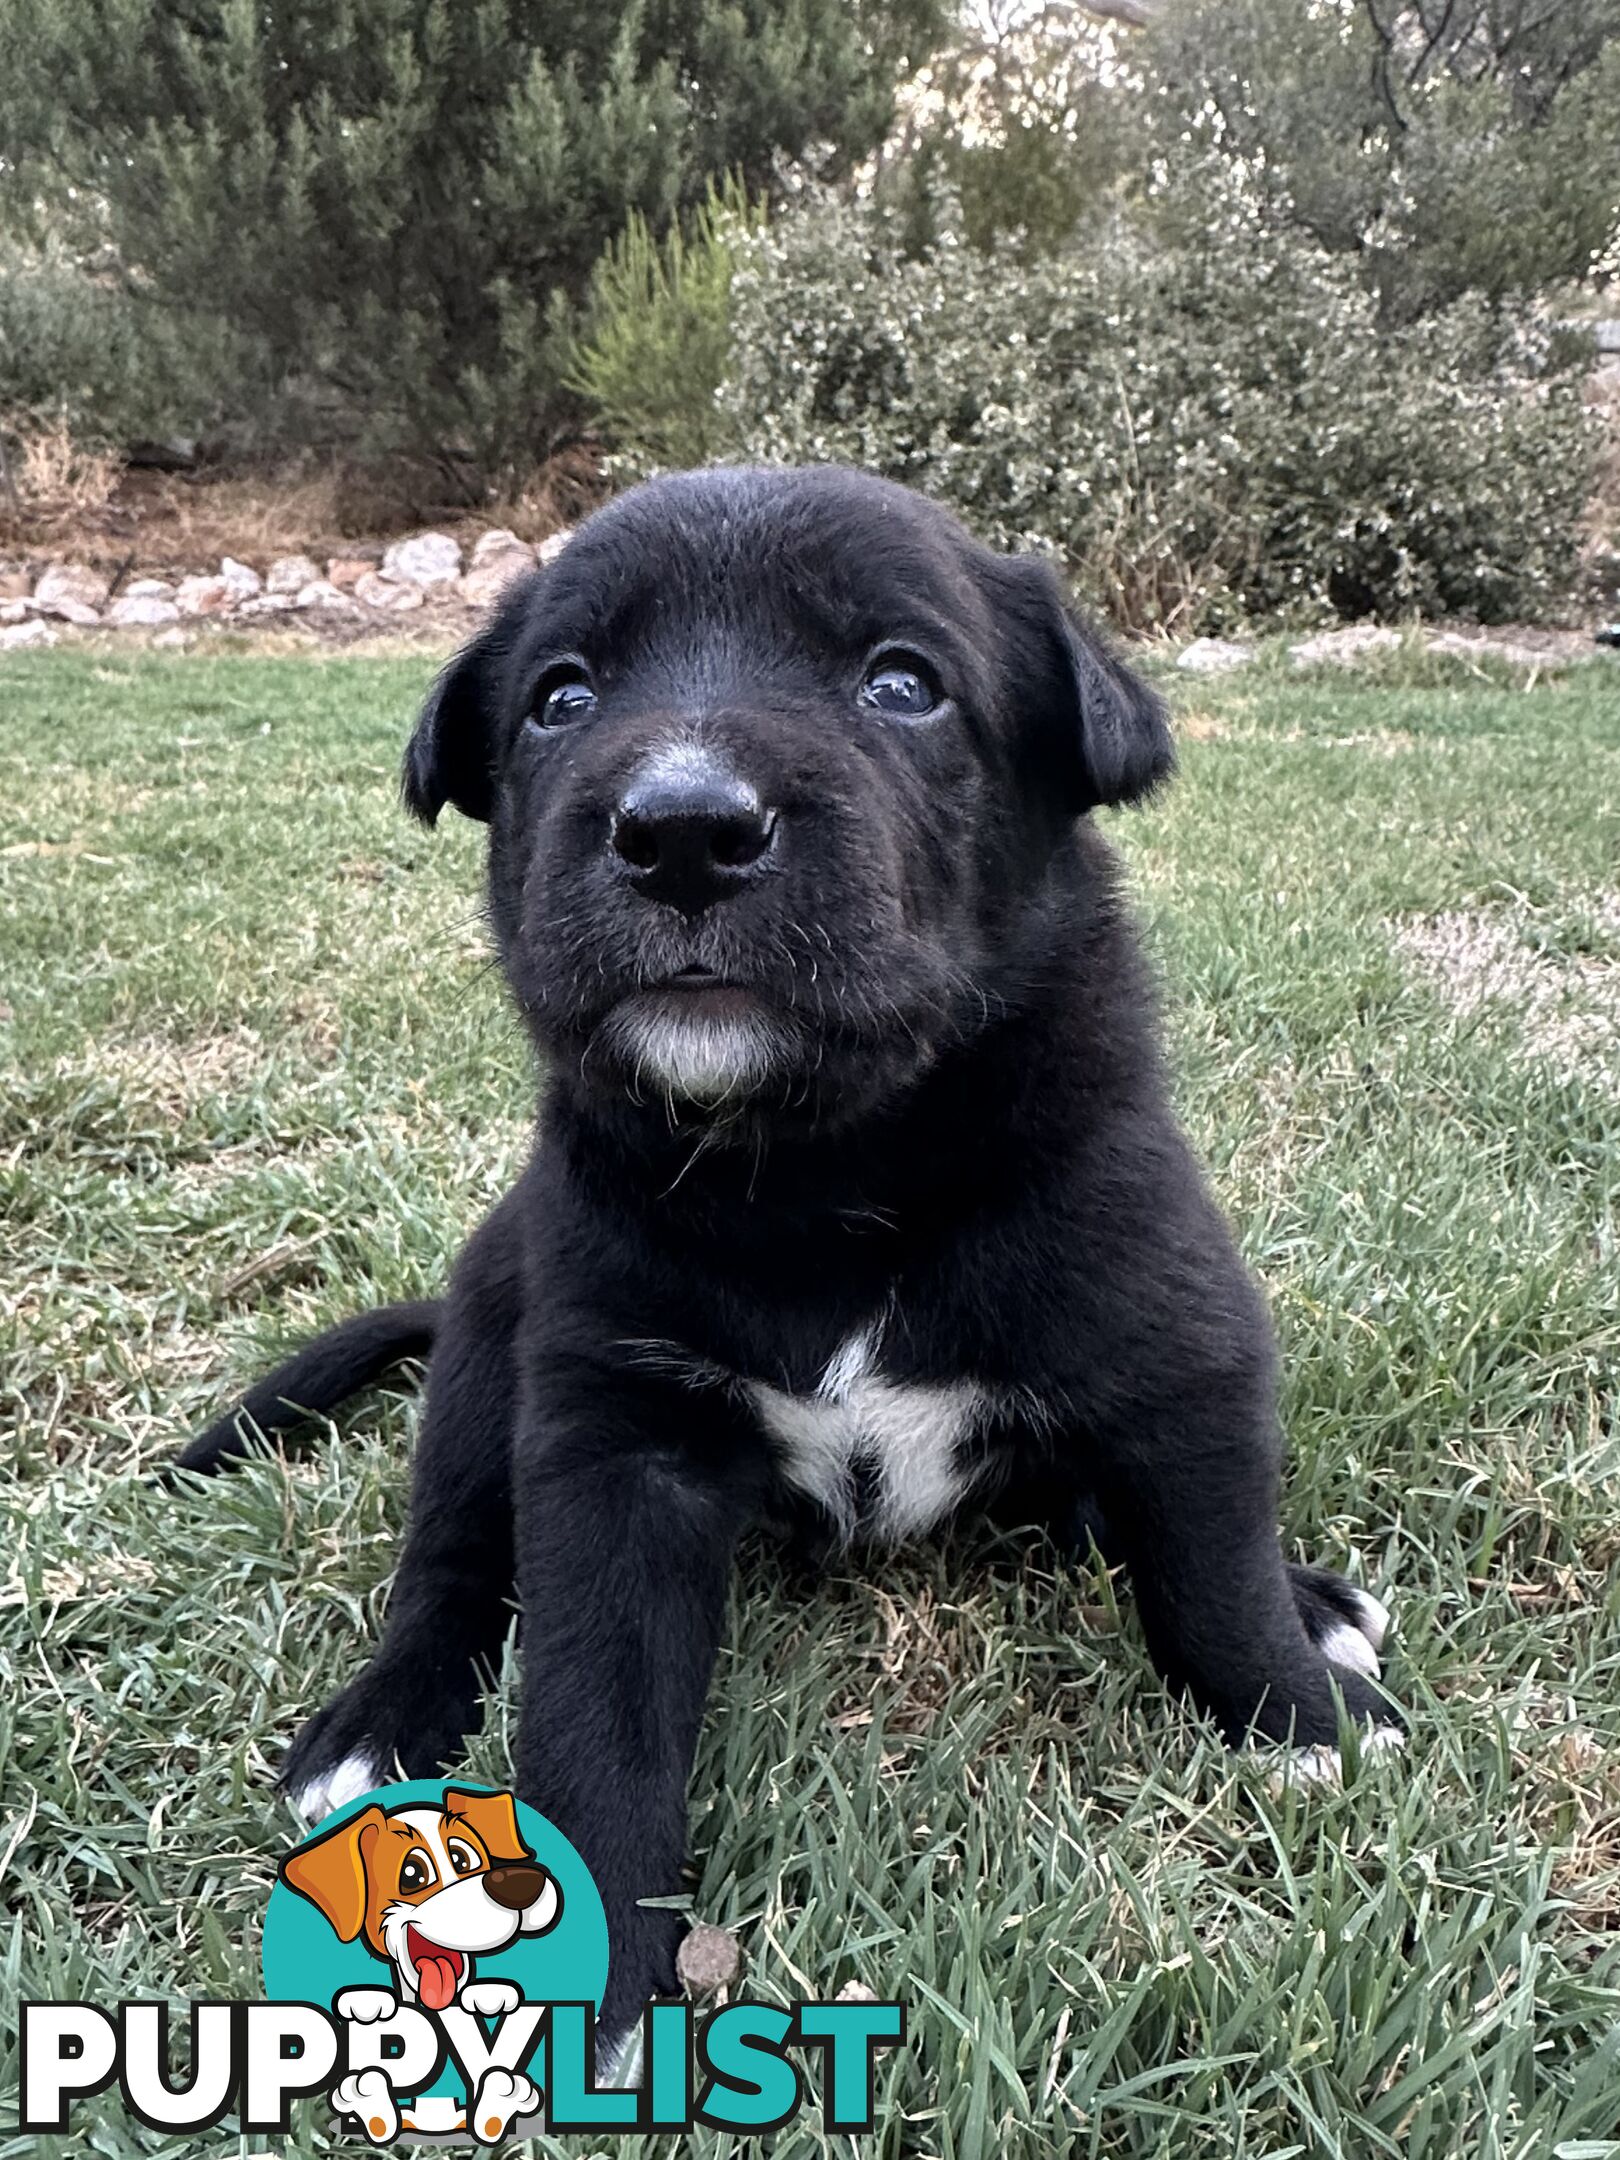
[1070,1132,1398,1752]
[511,1360,761,2059]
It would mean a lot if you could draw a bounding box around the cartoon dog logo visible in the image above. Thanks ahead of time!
[281,1785,562,2142]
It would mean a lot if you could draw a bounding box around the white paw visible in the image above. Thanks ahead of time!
[334,1986,399,2025]
[460,1979,521,2017]
[292,1749,383,1821]
[332,2067,399,2144]
[470,2066,541,2144]
[1266,1724,1406,1794]
[1319,1586,1391,1680]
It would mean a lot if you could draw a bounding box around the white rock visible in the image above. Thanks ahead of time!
[381,531,462,588]
[1,618,59,649]
[1288,625,1402,669]
[471,527,529,568]
[0,599,27,625]
[1425,630,1551,670]
[294,579,358,612]
[39,598,101,627]
[1177,636,1254,675]
[266,553,322,595]
[219,556,263,599]
[354,570,425,612]
[106,594,181,627]
[153,626,191,649]
[462,551,534,606]
[538,527,574,566]
[125,576,176,600]
[233,592,295,616]
[175,575,235,617]
[35,562,111,612]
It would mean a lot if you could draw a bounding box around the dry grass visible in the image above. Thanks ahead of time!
[0,410,122,528]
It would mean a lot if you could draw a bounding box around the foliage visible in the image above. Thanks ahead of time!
[1138,0,1620,320]
[0,0,945,486]
[3,646,1619,2152]
[718,189,1598,630]
[569,176,766,475]
[0,237,199,445]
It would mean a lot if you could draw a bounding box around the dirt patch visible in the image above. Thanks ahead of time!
[1390,900,1620,1091]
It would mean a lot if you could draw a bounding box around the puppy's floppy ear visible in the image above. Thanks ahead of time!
[1007,556,1175,812]
[444,1785,532,1866]
[403,637,499,827]
[280,1804,385,1942]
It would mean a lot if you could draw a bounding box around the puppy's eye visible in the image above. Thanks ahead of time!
[447,1839,480,1876]
[859,654,941,719]
[399,1849,434,1894]
[530,670,598,728]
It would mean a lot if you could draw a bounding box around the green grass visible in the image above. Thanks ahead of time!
[2,646,1618,2157]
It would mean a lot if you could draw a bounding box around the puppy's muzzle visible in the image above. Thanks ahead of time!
[610,746,778,919]
[483,1862,549,1911]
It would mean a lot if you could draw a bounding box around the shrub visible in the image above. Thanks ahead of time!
[717,191,1597,629]
[569,178,765,475]
[0,0,947,488]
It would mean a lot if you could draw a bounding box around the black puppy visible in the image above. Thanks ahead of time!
[180,466,1397,2058]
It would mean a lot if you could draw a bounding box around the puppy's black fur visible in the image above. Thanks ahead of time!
[179,467,1396,2049]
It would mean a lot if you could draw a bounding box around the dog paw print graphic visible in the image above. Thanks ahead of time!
[262,1777,610,2144]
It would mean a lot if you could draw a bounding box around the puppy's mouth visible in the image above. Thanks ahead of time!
[642,965,766,1022]
[404,1924,465,2010]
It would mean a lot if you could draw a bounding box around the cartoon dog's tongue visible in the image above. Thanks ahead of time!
[406,1926,463,2010]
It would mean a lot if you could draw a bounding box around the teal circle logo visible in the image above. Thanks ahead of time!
[262,1778,608,2138]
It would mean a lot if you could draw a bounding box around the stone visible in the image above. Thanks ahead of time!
[233,592,296,617]
[471,527,529,568]
[325,555,377,590]
[1288,624,1403,668]
[675,1924,741,1996]
[381,531,462,588]
[537,527,574,566]
[1425,629,1554,669]
[266,553,322,595]
[106,594,181,627]
[1176,636,1254,675]
[175,575,235,617]
[354,571,425,612]
[294,579,359,612]
[1,618,58,649]
[462,550,534,607]
[35,561,111,613]
[40,598,101,627]
[0,566,32,600]
[153,626,191,649]
[0,599,27,625]
[219,556,263,599]
[125,576,175,600]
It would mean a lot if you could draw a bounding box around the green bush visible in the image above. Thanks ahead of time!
[0,0,946,486]
[0,239,195,444]
[717,190,1597,629]
[569,178,765,475]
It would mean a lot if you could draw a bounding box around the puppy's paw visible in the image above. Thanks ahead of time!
[281,1655,481,1817]
[470,2066,541,2144]
[460,1979,522,2017]
[1289,1563,1392,1681]
[291,1749,387,1822]
[332,2067,399,2144]
[1264,1723,1405,1796]
[334,1987,399,2025]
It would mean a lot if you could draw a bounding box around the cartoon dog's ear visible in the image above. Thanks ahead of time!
[443,1786,532,1866]
[280,1804,385,1942]
[1004,556,1175,813]
[402,637,499,828]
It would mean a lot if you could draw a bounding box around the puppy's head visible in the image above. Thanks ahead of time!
[281,1787,560,2007]
[406,466,1171,1132]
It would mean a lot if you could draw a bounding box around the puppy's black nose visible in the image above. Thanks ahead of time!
[610,758,776,917]
[484,1862,547,1911]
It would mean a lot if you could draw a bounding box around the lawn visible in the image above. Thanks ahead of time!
[2,643,1618,2158]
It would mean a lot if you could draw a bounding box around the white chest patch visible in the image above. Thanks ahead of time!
[747,1327,986,1544]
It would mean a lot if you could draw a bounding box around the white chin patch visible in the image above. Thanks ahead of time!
[292,1750,383,1822]
[615,1010,778,1106]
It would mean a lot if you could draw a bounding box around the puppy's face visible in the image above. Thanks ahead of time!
[406,467,1171,1132]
